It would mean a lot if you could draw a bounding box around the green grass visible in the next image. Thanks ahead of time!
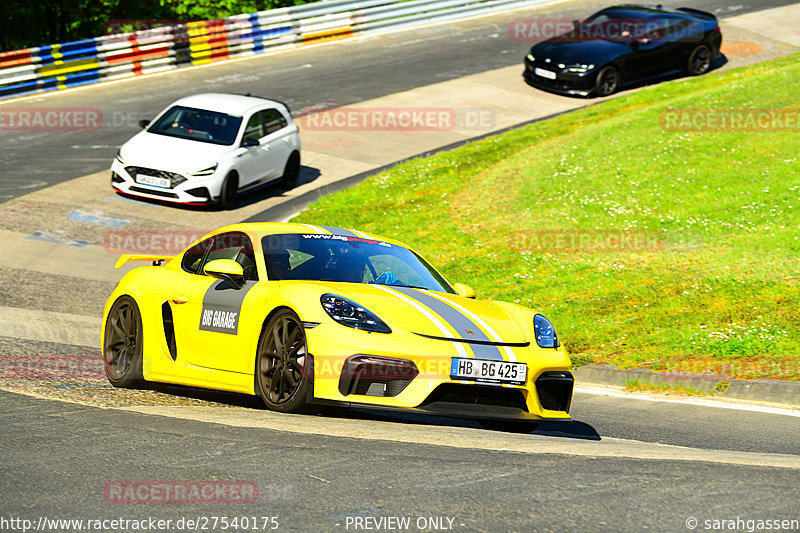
[625,380,709,397]
[293,53,800,380]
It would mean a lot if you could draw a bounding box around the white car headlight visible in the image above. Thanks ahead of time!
[534,314,559,348]
[321,294,391,334]
[190,163,218,176]
[566,64,595,73]
[115,150,125,165]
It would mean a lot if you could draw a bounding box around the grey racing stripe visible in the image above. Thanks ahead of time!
[392,287,503,361]
[319,226,357,237]
[199,279,256,335]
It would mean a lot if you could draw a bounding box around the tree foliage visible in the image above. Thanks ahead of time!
[0,0,313,52]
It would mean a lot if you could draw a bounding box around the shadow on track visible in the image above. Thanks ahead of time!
[148,382,601,441]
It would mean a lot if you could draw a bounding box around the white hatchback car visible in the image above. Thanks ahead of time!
[111,93,301,209]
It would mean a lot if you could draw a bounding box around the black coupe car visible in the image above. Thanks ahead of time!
[523,5,722,97]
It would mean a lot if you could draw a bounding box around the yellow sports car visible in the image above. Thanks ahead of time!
[102,223,574,429]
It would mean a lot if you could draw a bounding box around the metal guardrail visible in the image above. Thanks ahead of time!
[0,0,541,101]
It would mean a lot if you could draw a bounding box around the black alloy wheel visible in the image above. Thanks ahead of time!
[255,309,312,412]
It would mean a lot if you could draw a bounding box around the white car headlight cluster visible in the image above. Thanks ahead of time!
[190,163,218,176]
[565,64,595,73]
[534,314,559,348]
[321,294,391,334]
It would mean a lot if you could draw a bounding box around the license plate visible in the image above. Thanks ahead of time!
[534,67,556,80]
[450,358,527,386]
[136,174,170,188]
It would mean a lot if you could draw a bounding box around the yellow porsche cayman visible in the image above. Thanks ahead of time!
[102,223,574,429]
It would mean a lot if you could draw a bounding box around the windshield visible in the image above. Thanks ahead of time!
[147,105,243,145]
[262,234,454,293]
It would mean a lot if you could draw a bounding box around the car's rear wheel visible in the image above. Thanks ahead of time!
[687,44,712,75]
[255,309,312,413]
[281,152,301,188]
[478,419,539,433]
[594,65,619,97]
[219,172,238,210]
[103,295,145,388]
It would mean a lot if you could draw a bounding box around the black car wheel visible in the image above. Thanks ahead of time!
[103,295,145,388]
[687,44,712,75]
[478,419,540,433]
[595,66,619,97]
[281,152,301,188]
[218,172,238,210]
[255,309,312,413]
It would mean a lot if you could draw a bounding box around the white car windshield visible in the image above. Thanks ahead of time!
[147,105,243,145]
[262,234,455,293]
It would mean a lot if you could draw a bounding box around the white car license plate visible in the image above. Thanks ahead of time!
[534,67,556,80]
[136,174,170,188]
[450,358,527,386]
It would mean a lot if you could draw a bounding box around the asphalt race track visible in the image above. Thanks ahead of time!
[1,0,799,531]
[0,389,798,532]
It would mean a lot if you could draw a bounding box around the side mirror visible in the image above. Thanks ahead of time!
[139,119,150,129]
[204,259,245,289]
[241,137,259,148]
[453,283,476,299]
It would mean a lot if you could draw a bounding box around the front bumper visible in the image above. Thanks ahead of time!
[523,58,598,97]
[305,324,574,422]
[110,160,219,205]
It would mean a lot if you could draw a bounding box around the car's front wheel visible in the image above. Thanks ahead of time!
[219,172,238,210]
[281,152,301,188]
[594,65,619,97]
[687,44,712,76]
[103,295,145,388]
[255,309,312,413]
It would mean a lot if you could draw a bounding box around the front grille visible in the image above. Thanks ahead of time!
[129,186,179,198]
[420,383,528,411]
[339,355,418,397]
[185,186,211,201]
[535,371,574,412]
[125,166,187,188]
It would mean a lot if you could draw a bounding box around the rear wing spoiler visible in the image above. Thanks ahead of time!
[677,7,717,21]
[114,254,174,269]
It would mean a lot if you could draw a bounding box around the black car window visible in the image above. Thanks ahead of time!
[182,238,212,274]
[148,106,242,146]
[243,113,263,141]
[262,233,454,293]
[261,108,287,135]
[202,232,259,281]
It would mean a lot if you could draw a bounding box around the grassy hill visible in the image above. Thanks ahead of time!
[293,53,800,380]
